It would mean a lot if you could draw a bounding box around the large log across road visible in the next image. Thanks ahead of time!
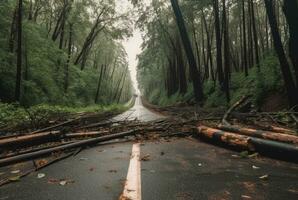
[197,125,298,163]
[217,124,298,145]
[0,129,138,167]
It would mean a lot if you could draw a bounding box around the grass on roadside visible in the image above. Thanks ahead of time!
[0,103,129,133]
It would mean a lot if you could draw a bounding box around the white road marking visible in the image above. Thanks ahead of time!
[121,143,141,200]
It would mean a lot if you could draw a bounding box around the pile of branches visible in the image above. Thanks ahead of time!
[0,116,194,166]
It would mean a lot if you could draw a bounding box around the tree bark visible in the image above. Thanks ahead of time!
[222,0,230,103]
[264,0,298,108]
[15,0,23,102]
[170,0,203,102]
[282,0,298,85]
[250,0,260,70]
[213,0,225,91]
[242,0,248,76]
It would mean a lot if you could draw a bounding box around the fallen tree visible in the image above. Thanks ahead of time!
[217,124,298,144]
[0,129,138,167]
[0,131,61,147]
[65,131,109,138]
[197,125,298,162]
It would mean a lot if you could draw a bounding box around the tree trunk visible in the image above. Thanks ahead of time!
[213,0,224,90]
[250,0,260,70]
[176,37,187,94]
[64,24,72,93]
[94,64,105,103]
[15,0,23,102]
[170,0,203,102]
[282,0,298,85]
[222,0,230,103]
[242,0,248,76]
[264,0,298,108]
[9,8,17,53]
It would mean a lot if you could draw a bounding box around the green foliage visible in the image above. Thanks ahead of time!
[143,55,283,109]
[0,102,127,131]
[0,0,133,107]
[204,56,283,108]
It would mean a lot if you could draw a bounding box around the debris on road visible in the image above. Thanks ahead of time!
[140,154,150,162]
[37,173,46,179]
[0,96,297,188]
[259,174,269,180]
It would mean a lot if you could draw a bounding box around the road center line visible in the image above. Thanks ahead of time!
[121,143,141,200]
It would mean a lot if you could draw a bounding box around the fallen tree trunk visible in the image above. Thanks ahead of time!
[217,125,298,145]
[197,126,250,149]
[0,129,138,167]
[263,125,297,135]
[65,131,109,138]
[0,141,75,160]
[0,131,61,147]
[197,125,298,162]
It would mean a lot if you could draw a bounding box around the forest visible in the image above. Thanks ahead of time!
[0,0,133,107]
[1,0,298,127]
[136,0,298,111]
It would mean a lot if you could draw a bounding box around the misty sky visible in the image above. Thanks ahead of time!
[116,0,150,94]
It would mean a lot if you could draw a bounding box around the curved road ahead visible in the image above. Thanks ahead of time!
[1,98,298,200]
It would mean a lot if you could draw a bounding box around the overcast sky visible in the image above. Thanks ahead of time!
[116,0,150,94]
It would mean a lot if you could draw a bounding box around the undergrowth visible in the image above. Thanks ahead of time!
[146,55,284,109]
[0,103,127,132]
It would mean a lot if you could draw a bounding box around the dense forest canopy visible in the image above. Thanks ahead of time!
[136,0,298,110]
[0,0,134,107]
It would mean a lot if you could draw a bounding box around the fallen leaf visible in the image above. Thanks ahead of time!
[252,165,260,169]
[59,180,67,186]
[259,174,269,180]
[9,176,20,182]
[10,170,20,174]
[89,167,95,172]
[59,179,75,186]
[160,151,165,156]
[248,153,259,158]
[37,173,46,179]
[34,159,48,168]
[241,195,252,199]
[140,154,150,161]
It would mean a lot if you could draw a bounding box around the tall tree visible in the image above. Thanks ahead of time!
[264,0,298,107]
[213,0,224,89]
[282,0,298,84]
[222,0,230,102]
[15,0,23,102]
[170,0,203,102]
[242,0,248,76]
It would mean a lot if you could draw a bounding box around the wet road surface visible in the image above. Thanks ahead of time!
[113,97,164,122]
[1,98,298,200]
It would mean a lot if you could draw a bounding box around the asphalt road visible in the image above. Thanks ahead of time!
[113,97,164,122]
[1,98,298,200]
